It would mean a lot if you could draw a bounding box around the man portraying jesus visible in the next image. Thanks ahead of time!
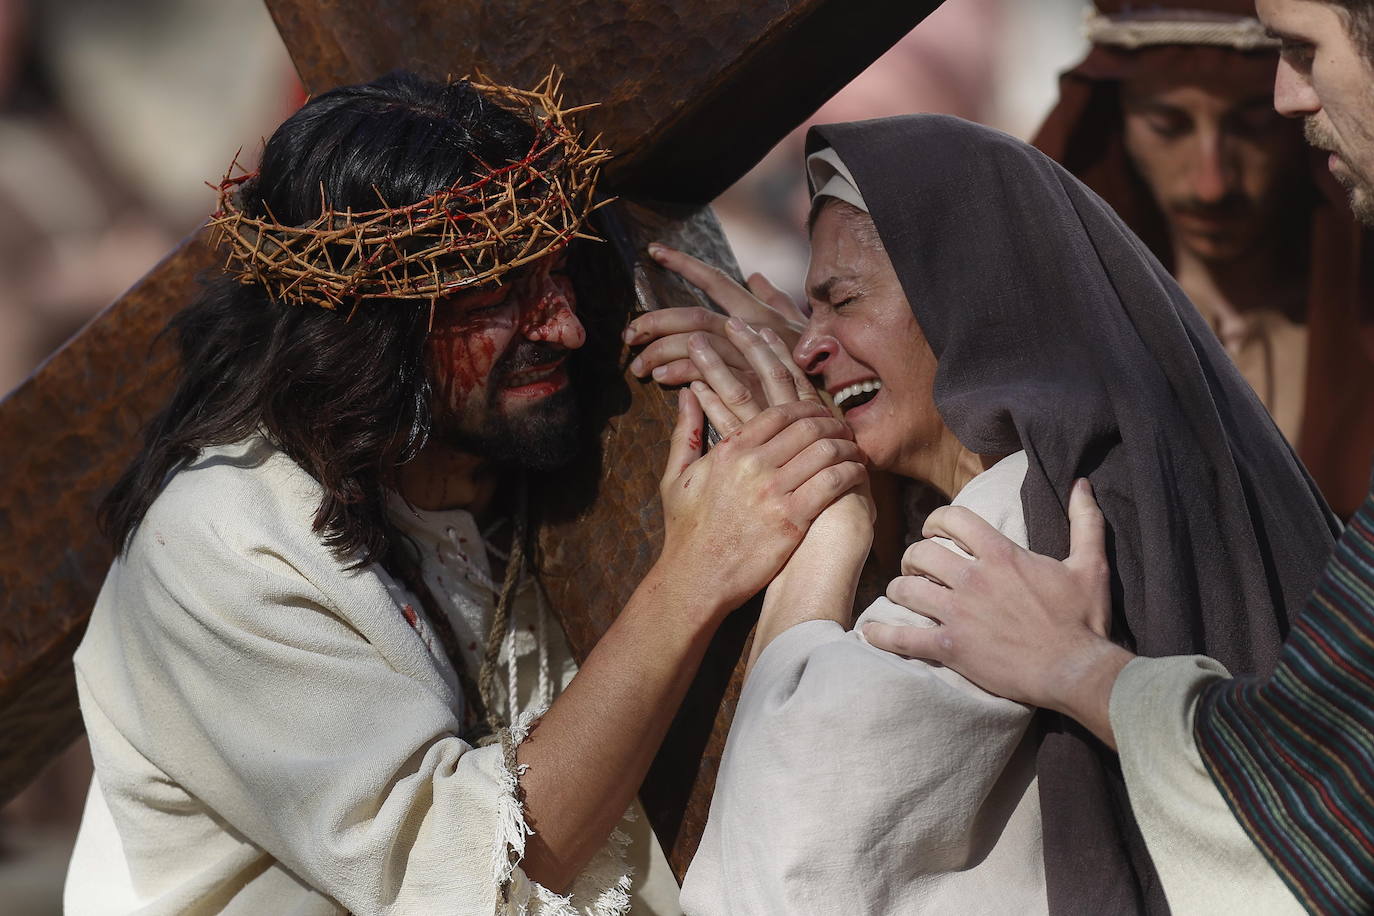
[63,71,860,916]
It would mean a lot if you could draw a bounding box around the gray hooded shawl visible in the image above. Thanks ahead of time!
[806,115,1339,914]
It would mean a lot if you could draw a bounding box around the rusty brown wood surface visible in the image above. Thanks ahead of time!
[0,0,943,880]
[264,0,941,202]
[0,232,217,799]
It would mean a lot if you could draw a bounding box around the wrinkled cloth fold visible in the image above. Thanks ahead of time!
[681,453,1045,915]
[65,437,641,916]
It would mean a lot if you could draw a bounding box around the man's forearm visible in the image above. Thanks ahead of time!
[515,563,726,891]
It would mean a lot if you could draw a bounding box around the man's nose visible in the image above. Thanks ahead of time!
[793,328,838,375]
[1273,58,1320,119]
[522,274,586,350]
[1192,134,1234,204]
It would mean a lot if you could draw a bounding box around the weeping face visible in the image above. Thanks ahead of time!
[424,251,586,469]
[793,201,951,484]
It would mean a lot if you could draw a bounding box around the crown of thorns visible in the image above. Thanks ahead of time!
[208,70,611,315]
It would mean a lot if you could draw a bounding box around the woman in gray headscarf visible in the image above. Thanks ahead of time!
[627,114,1335,914]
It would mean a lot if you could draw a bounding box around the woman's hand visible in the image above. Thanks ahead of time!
[656,388,865,618]
[863,480,1132,748]
[684,318,875,543]
[624,244,805,396]
[677,317,876,668]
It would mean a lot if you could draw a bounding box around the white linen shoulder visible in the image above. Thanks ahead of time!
[857,450,1029,636]
[72,437,628,915]
[680,451,1045,916]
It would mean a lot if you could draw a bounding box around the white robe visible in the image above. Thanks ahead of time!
[64,436,680,916]
[681,452,1047,915]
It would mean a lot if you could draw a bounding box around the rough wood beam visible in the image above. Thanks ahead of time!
[265,0,942,201]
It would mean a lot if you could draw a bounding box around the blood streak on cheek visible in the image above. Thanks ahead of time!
[426,328,499,406]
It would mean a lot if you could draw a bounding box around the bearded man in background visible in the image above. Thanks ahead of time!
[1036,0,1374,518]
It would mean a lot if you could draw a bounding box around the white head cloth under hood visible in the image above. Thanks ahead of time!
[807,147,869,213]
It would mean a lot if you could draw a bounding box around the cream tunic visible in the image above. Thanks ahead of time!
[681,452,1047,915]
[1110,655,1303,915]
[64,436,680,916]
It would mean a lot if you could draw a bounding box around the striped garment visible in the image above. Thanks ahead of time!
[1195,485,1374,915]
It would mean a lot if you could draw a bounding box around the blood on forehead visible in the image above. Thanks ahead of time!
[426,268,577,339]
[428,247,575,334]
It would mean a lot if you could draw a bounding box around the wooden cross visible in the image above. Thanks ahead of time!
[0,0,941,875]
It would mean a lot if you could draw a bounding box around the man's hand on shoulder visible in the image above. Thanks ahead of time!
[863,479,1133,748]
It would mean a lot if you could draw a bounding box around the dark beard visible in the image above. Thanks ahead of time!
[433,342,582,470]
[442,384,580,471]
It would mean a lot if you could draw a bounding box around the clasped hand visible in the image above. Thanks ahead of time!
[644,245,874,617]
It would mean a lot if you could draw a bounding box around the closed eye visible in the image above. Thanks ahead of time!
[459,285,513,316]
[1146,112,1191,140]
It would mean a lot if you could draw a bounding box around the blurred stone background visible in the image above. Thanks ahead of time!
[0,0,1088,910]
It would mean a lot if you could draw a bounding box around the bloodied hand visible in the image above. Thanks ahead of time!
[425,251,587,470]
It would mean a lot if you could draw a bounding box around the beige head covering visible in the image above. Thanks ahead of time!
[806,146,868,213]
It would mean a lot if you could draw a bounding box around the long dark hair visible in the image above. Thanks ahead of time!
[101,71,537,567]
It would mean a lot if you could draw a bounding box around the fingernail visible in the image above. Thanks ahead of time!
[690,380,707,393]
[622,325,638,343]
[1074,477,1093,496]
[652,365,668,380]
[726,316,746,332]
[630,357,644,374]
[689,332,708,349]
[760,327,780,344]
[677,388,687,407]
[647,243,665,260]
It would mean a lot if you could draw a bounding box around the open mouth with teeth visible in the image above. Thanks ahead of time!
[833,379,882,413]
[503,359,569,395]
